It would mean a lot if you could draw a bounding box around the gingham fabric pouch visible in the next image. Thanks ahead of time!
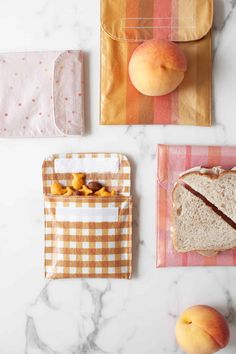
[42,153,132,279]
[0,50,84,137]
[101,0,213,126]
[157,144,236,267]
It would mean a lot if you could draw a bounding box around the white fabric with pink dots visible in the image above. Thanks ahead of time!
[0,50,84,137]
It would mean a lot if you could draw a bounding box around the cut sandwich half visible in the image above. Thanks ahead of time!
[172,167,236,255]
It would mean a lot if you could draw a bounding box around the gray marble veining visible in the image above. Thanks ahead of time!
[0,0,235,353]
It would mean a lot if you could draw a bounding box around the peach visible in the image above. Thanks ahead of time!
[129,39,187,97]
[175,305,230,354]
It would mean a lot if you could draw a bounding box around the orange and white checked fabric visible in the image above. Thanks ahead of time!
[101,0,213,126]
[157,145,236,267]
[42,153,131,196]
[43,153,132,279]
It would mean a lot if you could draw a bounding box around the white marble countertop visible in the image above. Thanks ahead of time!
[0,0,236,353]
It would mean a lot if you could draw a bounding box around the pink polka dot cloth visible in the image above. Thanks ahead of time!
[0,50,84,137]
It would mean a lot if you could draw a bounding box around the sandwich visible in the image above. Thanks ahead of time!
[172,167,236,255]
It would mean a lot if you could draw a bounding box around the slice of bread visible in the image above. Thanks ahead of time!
[172,183,236,253]
[180,167,236,223]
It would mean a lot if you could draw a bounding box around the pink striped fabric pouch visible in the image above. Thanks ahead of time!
[157,144,236,267]
[0,50,84,138]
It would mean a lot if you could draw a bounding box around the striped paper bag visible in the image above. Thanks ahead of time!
[42,153,132,279]
[101,0,213,126]
[157,145,236,267]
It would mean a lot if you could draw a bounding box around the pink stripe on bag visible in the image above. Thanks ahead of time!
[153,0,173,124]
[153,0,173,40]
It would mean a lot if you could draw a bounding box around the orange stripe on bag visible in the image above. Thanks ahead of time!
[126,0,140,125]
[153,0,173,124]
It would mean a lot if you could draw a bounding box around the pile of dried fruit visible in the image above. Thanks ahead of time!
[50,173,116,197]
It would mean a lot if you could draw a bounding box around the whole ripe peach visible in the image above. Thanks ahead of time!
[175,305,230,354]
[129,39,187,97]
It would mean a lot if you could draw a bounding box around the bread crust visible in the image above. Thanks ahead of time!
[180,168,236,181]
[197,250,219,257]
